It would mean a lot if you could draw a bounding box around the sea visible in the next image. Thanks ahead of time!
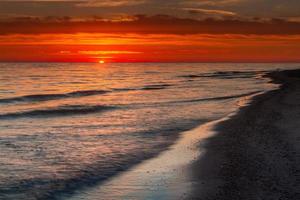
[0,63,298,200]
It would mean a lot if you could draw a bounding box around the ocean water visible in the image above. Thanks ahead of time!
[0,63,298,200]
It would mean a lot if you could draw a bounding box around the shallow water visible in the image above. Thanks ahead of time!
[0,63,298,199]
[69,116,227,200]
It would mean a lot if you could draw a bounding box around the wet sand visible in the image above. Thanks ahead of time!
[190,69,300,200]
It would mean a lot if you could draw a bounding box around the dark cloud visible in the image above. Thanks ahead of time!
[187,0,300,18]
[0,0,299,20]
[1,15,300,35]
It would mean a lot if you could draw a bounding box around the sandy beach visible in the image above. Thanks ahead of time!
[190,69,300,200]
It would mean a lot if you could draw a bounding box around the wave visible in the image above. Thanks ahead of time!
[175,91,262,104]
[141,84,172,90]
[0,105,115,119]
[126,91,263,109]
[179,70,266,80]
[0,84,173,105]
[146,91,262,106]
[115,84,173,91]
[0,90,109,104]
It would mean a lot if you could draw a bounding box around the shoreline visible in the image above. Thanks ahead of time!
[190,69,300,199]
[66,116,223,200]
[65,81,269,200]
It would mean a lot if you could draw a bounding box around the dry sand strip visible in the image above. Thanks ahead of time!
[190,69,300,200]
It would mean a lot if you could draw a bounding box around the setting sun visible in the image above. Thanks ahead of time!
[99,60,105,64]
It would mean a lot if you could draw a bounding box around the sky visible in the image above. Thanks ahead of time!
[0,0,300,62]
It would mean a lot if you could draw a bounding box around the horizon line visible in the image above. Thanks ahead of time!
[1,61,300,64]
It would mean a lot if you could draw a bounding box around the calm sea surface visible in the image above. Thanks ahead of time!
[0,63,298,199]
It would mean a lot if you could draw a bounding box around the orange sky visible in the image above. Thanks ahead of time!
[1,33,300,63]
[1,17,300,62]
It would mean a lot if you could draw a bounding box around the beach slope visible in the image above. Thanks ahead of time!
[190,69,300,200]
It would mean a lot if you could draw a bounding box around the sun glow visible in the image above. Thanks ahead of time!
[1,33,300,62]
